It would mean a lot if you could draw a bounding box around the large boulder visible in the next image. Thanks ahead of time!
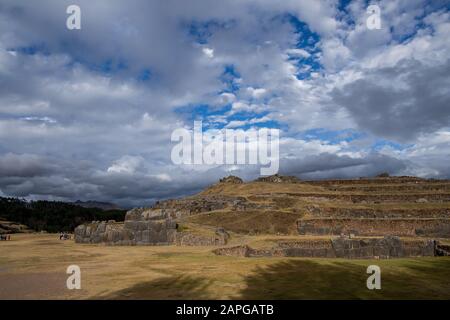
[219,175,243,184]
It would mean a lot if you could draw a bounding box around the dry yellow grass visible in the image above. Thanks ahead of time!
[186,209,303,235]
[1,234,450,300]
[200,181,327,196]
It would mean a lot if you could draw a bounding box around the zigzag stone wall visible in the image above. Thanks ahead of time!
[74,208,230,246]
[74,208,177,245]
[213,236,437,259]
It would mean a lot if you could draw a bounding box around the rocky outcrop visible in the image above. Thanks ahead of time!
[214,236,438,259]
[219,176,243,184]
[256,174,300,183]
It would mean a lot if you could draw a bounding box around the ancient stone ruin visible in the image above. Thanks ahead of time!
[74,174,450,258]
[74,214,177,246]
[74,207,229,246]
[213,236,439,259]
[297,218,450,238]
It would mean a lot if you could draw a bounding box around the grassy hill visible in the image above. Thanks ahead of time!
[182,175,450,237]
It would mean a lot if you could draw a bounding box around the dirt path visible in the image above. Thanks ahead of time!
[0,272,84,299]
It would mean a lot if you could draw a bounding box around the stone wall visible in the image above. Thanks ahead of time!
[213,245,253,257]
[74,208,230,246]
[292,193,450,203]
[329,237,436,259]
[305,206,450,219]
[152,195,247,217]
[176,228,229,246]
[213,236,437,259]
[74,220,133,245]
[306,177,430,185]
[297,218,450,238]
[74,206,178,245]
[256,174,300,183]
[74,219,177,245]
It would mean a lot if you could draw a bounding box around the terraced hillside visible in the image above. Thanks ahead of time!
[75,174,450,258]
[299,177,450,238]
[183,175,450,239]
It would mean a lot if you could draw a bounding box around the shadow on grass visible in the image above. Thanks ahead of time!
[100,275,213,300]
[236,258,450,300]
[98,258,450,300]
[236,260,369,299]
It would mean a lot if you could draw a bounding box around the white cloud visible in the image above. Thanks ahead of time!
[107,156,144,174]
[0,0,448,205]
[217,92,236,105]
[286,48,311,59]
[202,47,214,58]
[246,87,267,99]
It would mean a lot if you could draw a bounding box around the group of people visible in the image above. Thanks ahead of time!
[59,232,71,240]
[0,234,11,241]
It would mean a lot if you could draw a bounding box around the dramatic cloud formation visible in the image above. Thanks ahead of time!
[0,0,449,206]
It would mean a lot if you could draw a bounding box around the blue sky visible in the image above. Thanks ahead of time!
[0,0,449,206]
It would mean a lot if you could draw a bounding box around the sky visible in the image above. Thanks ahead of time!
[0,0,449,207]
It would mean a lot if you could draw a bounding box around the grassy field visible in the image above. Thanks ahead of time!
[187,209,303,234]
[1,234,450,300]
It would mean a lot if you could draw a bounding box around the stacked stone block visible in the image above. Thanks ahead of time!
[74,207,177,245]
[214,236,437,259]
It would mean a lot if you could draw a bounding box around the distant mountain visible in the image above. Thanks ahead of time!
[74,200,121,211]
